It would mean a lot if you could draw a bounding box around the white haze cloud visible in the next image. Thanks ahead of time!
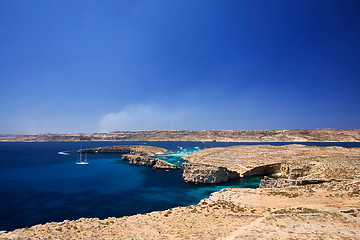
[99,103,193,132]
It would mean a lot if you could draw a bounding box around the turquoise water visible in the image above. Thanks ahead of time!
[1,141,359,231]
[156,146,201,166]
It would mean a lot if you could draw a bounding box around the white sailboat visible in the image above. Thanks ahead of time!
[58,151,70,155]
[76,148,89,165]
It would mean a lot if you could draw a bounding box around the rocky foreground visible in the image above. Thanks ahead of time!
[1,145,360,239]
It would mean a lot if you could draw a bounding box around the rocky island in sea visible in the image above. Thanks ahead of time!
[1,142,359,239]
[78,145,180,170]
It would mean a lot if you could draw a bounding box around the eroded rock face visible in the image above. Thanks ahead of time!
[259,176,325,188]
[153,159,180,169]
[78,145,167,156]
[260,177,298,188]
[243,163,281,177]
[182,163,239,183]
[122,154,156,166]
[122,154,180,170]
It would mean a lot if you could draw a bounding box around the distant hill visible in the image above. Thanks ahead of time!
[0,129,359,142]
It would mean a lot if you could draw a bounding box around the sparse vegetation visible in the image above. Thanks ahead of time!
[272,207,335,216]
[268,191,299,198]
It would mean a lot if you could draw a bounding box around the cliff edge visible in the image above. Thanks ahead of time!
[182,144,360,183]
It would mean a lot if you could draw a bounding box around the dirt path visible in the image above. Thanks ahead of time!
[221,215,268,240]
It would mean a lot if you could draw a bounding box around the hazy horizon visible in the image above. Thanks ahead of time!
[1,0,359,134]
[2,128,359,136]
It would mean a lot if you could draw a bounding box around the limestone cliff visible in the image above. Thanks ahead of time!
[122,154,156,166]
[122,154,180,170]
[182,163,239,183]
[152,159,180,170]
[182,145,360,184]
[259,176,326,188]
[78,145,167,156]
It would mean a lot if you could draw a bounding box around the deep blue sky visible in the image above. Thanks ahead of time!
[0,0,359,134]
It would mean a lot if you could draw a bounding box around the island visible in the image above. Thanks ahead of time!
[1,144,359,239]
[78,145,180,170]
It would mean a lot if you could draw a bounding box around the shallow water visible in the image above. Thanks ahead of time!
[0,141,358,230]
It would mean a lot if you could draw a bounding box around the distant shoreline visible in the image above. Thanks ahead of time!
[1,140,360,143]
[1,129,359,143]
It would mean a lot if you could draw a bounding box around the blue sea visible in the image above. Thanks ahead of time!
[1,141,359,231]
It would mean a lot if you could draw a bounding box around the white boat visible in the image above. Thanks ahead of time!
[58,151,70,155]
[76,149,89,165]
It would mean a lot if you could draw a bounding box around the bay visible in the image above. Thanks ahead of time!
[0,141,359,230]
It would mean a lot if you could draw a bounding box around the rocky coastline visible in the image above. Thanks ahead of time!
[181,144,360,184]
[1,144,359,239]
[77,145,167,156]
[78,145,180,170]
[182,162,240,183]
[121,154,180,170]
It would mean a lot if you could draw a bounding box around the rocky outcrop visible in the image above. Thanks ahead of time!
[122,154,180,170]
[243,163,282,177]
[182,144,360,184]
[182,163,240,183]
[78,145,167,156]
[153,159,180,170]
[259,176,325,188]
[78,145,179,170]
[122,154,156,166]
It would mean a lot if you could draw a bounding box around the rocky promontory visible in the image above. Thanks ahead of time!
[78,145,167,156]
[79,145,179,170]
[182,163,240,183]
[122,154,180,170]
[182,144,360,184]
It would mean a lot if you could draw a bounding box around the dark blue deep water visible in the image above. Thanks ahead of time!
[0,141,359,230]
